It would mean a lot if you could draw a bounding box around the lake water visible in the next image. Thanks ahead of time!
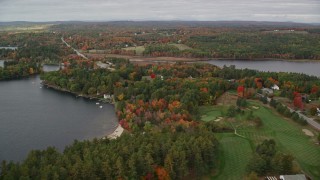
[208,59,320,77]
[0,63,117,162]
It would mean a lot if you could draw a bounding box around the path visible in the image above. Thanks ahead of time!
[61,37,88,60]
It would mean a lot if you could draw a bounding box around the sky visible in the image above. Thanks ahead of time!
[0,0,320,23]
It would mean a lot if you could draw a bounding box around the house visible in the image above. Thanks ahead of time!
[279,174,306,180]
[271,84,280,90]
[261,88,274,96]
[104,94,112,99]
[317,108,320,116]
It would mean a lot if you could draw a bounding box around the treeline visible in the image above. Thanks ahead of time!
[0,124,219,179]
[269,99,307,125]
[143,44,210,58]
[0,32,71,63]
[0,60,41,80]
[215,65,320,99]
[186,33,320,60]
[41,59,134,95]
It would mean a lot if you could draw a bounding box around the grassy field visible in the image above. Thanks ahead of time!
[201,101,320,179]
[0,24,53,32]
[200,106,225,122]
[122,46,145,55]
[169,43,192,50]
[212,133,252,180]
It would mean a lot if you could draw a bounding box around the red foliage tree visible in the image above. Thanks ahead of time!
[293,92,303,110]
[237,86,245,97]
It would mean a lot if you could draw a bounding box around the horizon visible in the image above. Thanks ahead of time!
[0,20,318,25]
[1,0,319,23]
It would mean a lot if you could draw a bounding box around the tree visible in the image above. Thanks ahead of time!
[247,154,267,175]
[115,156,126,179]
[271,153,294,174]
[245,172,259,180]
[310,107,317,116]
[87,87,97,95]
[227,105,237,117]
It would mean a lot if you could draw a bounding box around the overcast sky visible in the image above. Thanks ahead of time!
[0,0,319,23]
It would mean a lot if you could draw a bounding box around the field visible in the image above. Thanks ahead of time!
[202,101,320,179]
[122,46,145,55]
[213,133,252,180]
[200,106,225,122]
[0,24,53,32]
[169,43,192,50]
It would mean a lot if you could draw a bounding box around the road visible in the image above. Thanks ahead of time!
[61,37,88,60]
[296,110,320,130]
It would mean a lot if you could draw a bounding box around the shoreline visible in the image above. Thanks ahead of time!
[42,82,102,101]
[85,53,320,63]
[42,82,123,139]
[106,124,124,140]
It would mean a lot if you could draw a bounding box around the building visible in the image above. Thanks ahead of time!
[261,88,274,97]
[279,174,306,180]
[271,84,280,90]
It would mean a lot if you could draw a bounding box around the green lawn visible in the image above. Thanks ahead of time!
[200,106,224,122]
[213,133,252,180]
[122,46,145,55]
[201,102,320,179]
[249,105,320,179]
[169,43,192,50]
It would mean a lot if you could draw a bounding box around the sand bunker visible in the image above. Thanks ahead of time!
[302,129,314,137]
[214,117,223,122]
[252,106,260,110]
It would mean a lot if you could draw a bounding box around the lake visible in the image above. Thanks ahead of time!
[0,63,117,162]
[208,59,320,77]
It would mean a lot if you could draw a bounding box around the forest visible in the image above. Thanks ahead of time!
[0,124,218,179]
[0,60,41,80]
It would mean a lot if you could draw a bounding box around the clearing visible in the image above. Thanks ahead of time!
[169,43,192,50]
[122,46,145,55]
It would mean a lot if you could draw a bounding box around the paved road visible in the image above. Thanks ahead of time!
[61,37,88,60]
[296,111,320,131]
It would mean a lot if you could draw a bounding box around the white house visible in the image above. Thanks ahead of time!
[271,84,280,90]
[104,94,111,99]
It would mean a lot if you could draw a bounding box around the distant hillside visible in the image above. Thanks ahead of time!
[0,21,319,28]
